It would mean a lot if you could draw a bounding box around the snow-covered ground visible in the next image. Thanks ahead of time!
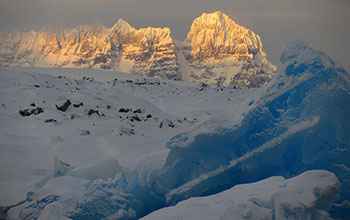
[1,38,349,219]
[0,66,255,207]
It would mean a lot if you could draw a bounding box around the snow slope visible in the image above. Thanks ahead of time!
[0,65,252,207]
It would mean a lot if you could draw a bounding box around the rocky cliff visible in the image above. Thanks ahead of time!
[0,20,180,80]
[178,11,275,88]
[0,11,276,87]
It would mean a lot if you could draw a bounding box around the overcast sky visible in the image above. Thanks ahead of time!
[1,0,349,69]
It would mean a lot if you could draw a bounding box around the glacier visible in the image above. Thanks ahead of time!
[6,39,350,219]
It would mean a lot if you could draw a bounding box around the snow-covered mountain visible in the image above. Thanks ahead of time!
[177,11,275,87]
[0,20,180,81]
[0,11,275,88]
[1,38,349,219]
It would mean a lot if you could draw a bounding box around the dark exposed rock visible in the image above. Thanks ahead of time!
[119,108,131,113]
[80,130,90,136]
[146,114,152,119]
[113,79,118,86]
[45,119,57,123]
[71,114,80,120]
[133,108,145,114]
[198,83,208,91]
[130,115,142,122]
[34,85,40,88]
[73,102,84,108]
[159,119,175,128]
[88,109,104,116]
[30,103,36,107]
[19,107,44,117]
[19,109,31,117]
[31,107,43,115]
[88,109,99,116]
[56,99,71,112]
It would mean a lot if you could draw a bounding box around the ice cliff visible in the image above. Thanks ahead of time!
[151,39,350,218]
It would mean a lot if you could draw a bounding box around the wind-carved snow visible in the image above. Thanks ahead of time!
[142,170,341,220]
[165,116,320,203]
[2,38,350,219]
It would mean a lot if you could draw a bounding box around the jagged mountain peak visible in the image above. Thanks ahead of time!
[189,11,236,31]
[0,13,276,88]
[187,11,265,61]
[177,11,275,87]
[112,18,133,32]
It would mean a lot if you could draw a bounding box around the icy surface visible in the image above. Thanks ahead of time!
[142,170,340,220]
[2,39,350,219]
[149,39,350,218]
[151,39,350,213]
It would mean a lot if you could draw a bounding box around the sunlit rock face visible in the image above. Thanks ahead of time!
[0,20,181,80]
[178,11,276,87]
[0,11,276,87]
[187,11,265,61]
[109,19,180,80]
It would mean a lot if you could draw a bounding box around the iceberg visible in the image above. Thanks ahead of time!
[150,39,350,216]
[142,170,341,220]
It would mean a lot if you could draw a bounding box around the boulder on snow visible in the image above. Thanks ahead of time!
[73,102,84,108]
[133,108,145,114]
[19,107,44,117]
[55,99,71,112]
[19,109,31,117]
[45,119,57,123]
[119,108,131,113]
[87,109,103,116]
[130,115,142,122]
[159,119,175,128]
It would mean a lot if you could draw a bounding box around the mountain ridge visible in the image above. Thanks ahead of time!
[0,11,276,88]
